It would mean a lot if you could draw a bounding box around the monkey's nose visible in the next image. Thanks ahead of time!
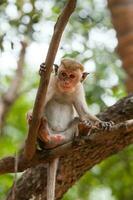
[65,81,70,85]
[65,78,70,83]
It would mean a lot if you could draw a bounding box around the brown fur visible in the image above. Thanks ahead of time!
[61,58,84,71]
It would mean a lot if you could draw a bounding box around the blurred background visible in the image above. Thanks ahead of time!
[0,0,133,199]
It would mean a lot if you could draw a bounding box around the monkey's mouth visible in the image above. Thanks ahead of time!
[62,84,72,90]
[63,85,71,88]
[58,82,72,92]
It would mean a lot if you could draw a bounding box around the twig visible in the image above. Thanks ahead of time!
[2,41,27,105]
[0,41,27,131]
[24,0,77,160]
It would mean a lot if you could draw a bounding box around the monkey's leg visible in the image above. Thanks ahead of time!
[38,118,66,149]
[38,117,80,149]
[38,117,51,143]
[49,117,80,145]
[26,111,51,143]
[47,158,59,200]
[41,134,67,149]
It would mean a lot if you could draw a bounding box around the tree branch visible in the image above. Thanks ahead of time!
[2,42,27,105]
[4,93,133,200]
[0,118,133,175]
[1,93,133,174]
[0,41,27,131]
[24,0,77,160]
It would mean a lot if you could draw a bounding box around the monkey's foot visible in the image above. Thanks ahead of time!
[41,134,66,149]
[39,62,46,76]
[95,121,115,131]
[50,134,65,143]
[40,133,65,144]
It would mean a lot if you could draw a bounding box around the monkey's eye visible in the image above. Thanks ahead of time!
[70,74,75,79]
[61,72,67,77]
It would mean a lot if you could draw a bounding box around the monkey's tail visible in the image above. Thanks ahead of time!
[47,158,59,200]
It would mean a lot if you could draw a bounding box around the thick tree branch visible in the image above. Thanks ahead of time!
[0,119,133,175]
[4,94,133,200]
[24,0,77,160]
[108,0,133,92]
[0,93,133,200]
[0,41,27,131]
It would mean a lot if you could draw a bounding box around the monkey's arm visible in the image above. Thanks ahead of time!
[73,84,100,122]
[27,73,55,119]
[44,74,56,106]
[73,84,114,130]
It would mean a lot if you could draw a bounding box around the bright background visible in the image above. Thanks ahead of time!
[1,1,132,200]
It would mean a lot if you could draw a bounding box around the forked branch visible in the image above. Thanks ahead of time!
[0,41,27,131]
[24,0,77,160]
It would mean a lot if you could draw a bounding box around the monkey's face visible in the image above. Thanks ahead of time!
[57,67,82,92]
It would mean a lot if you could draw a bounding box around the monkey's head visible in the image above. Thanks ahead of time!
[56,58,89,92]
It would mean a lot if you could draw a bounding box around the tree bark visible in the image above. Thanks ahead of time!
[6,93,133,200]
[108,0,133,92]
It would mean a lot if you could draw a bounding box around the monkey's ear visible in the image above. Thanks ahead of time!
[53,64,59,75]
[81,72,89,82]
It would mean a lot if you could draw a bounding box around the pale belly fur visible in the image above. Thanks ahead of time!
[45,99,75,132]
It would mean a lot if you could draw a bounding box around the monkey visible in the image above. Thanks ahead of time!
[27,58,114,200]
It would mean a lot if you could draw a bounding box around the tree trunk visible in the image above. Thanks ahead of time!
[108,0,133,92]
[6,93,133,200]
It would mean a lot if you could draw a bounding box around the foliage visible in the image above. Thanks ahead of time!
[0,0,132,200]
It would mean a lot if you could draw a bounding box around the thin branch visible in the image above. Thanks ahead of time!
[2,42,27,105]
[0,41,27,131]
[24,0,77,160]
[0,119,133,175]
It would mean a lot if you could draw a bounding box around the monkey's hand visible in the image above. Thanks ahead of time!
[95,121,115,131]
[80,120,92,128]
[26,110,33,124]
[39,62,46,76]
[78,120,93,136]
